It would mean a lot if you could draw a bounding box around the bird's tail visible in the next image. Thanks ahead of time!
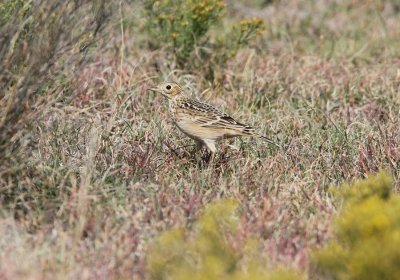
[259,134,281,148]
[241,126,281,148]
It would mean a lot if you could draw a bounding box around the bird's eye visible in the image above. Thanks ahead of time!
[166,85,171,90]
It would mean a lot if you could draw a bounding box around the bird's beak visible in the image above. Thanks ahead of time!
[148,87,162,93]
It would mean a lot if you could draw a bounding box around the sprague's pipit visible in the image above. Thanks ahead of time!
[149,82,278,153]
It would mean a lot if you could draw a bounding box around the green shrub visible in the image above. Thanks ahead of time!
[314,171,400,280]
[147,199,304,280]
[143,0,265,77]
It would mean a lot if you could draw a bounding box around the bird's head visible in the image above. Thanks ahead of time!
[149,82,183,99]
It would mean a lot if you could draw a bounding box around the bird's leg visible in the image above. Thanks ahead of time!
[200,150,214,165]
[203,139,216,153]
[209,151,216,163]
[200,139,216,164]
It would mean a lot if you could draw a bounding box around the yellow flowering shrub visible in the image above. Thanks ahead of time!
[313,171,400,280]
[214,17,265,64]
[147,199,304,280]
[144,0,225,62]
[144,0,265,75]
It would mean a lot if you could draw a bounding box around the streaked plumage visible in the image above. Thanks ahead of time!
[149,82,276,153]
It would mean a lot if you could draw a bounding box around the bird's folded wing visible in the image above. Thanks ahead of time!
[180,99,253,130]
[193,115,250,130]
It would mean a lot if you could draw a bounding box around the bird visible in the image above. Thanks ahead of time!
[149,82,278,153]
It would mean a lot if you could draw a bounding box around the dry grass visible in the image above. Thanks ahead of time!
[0,0,400,279]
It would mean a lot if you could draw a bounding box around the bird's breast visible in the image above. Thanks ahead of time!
[168,102,178,123]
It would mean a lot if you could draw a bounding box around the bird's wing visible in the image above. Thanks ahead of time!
[179,99,255,132]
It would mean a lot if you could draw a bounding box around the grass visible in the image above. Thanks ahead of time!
[1,0,400,279]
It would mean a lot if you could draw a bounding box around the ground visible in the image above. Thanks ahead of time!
[0,0,399,279]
